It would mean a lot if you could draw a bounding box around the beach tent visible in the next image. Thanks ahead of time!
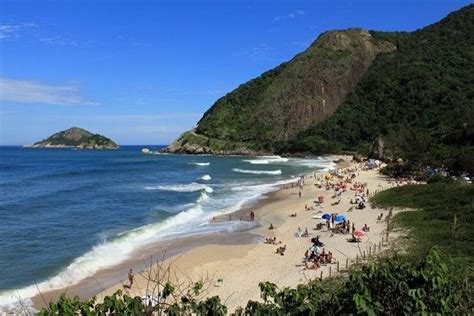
[335,214,346,222]
[322,213,331,220]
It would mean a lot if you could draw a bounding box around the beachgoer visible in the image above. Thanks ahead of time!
[229,214,232,221]
[299,191,302,198]
[128,268,134,287]
[250,211,255,221]
[269,223,274,230]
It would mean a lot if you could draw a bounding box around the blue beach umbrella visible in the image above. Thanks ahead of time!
[335,214,346,222]
[322,213,331,220]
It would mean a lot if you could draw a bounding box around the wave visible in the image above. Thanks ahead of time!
[145,182,213,193]
[260,155,289,163]
[289,158,334,170]
[232,168,282,175]
[199,174,211,181]
[197,191,209,203]
[244,159,269,165]
[0,203,208,311]
[188,162,210,166]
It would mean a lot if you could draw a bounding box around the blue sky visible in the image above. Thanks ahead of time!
[0,0,471,145]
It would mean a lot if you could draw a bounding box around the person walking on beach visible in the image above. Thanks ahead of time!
[250,210,255,221]
[128,268,134,287]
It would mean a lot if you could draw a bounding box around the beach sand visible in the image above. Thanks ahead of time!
[86,163,401,313]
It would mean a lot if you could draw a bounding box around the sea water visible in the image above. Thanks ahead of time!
[0,146,333,309]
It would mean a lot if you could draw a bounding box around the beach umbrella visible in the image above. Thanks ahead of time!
[353,230,365,238]
[310,245,321,253]
[322,213,331,220]
[335,214,346,222]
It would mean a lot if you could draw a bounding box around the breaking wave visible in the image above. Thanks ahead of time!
[232,168,282,175]
[145,183,213,193]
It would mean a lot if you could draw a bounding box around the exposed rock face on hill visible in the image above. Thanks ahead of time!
[28,127,118,149]
[164,28,395,154]
[165,5,473,172]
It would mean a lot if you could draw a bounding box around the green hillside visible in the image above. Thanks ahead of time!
[282,5,473,171]
[167,29,395,154]
[166,5,473,171]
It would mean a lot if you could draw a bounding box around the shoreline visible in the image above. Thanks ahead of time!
[93,161,402,312]
[26,157,341,311]
[0,155,348,308]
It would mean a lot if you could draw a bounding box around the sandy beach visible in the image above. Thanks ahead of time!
[80,161,402,313]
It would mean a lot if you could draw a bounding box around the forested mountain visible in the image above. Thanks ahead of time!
[166,5,473,171]
[283,5,473,171]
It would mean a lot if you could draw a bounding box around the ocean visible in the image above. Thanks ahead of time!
[0,146,333,310]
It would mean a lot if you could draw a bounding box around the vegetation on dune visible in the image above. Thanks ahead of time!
[372,180,474,271]
[283,5,474,172]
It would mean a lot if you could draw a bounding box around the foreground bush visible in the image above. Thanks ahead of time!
[39,248,470,315]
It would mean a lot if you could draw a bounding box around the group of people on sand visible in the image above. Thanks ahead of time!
[304,236,334,270]
[305,248,335,270]
[264,235,287,255]
[327,218,354,236]
[264,236,280,245]
[261,161,389,275]
[294,227,310,238]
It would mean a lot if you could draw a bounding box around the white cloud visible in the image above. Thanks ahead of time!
[273,10,305,22]
[48,114,202,121]
[0,23,36,39]
[0,77,99,106]
[39,36,92,47]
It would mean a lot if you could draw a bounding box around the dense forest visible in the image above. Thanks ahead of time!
[279,5,474,171]
[168,5,473,172]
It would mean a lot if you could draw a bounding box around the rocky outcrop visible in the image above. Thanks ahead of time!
[27,127,118,149]
[369,137,391,161]
[166,29,396,154]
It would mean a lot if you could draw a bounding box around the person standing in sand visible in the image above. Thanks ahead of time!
[250,210,255,221]
[128,268,134,287]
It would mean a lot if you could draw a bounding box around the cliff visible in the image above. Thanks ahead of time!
[165,28,395,154]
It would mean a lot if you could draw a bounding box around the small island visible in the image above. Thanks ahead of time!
[26,127,119,150]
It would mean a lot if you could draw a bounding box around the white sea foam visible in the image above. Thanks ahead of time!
[288,158,334,170]
[188,162,210,166]
[244,159,269,164]
[199,174,211,181]
[261,155,289,162]
[197,191,210,203]
[0,156,333,313]
[0,203,207,311]
[232,168,282,175]
[145,183,213,193]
